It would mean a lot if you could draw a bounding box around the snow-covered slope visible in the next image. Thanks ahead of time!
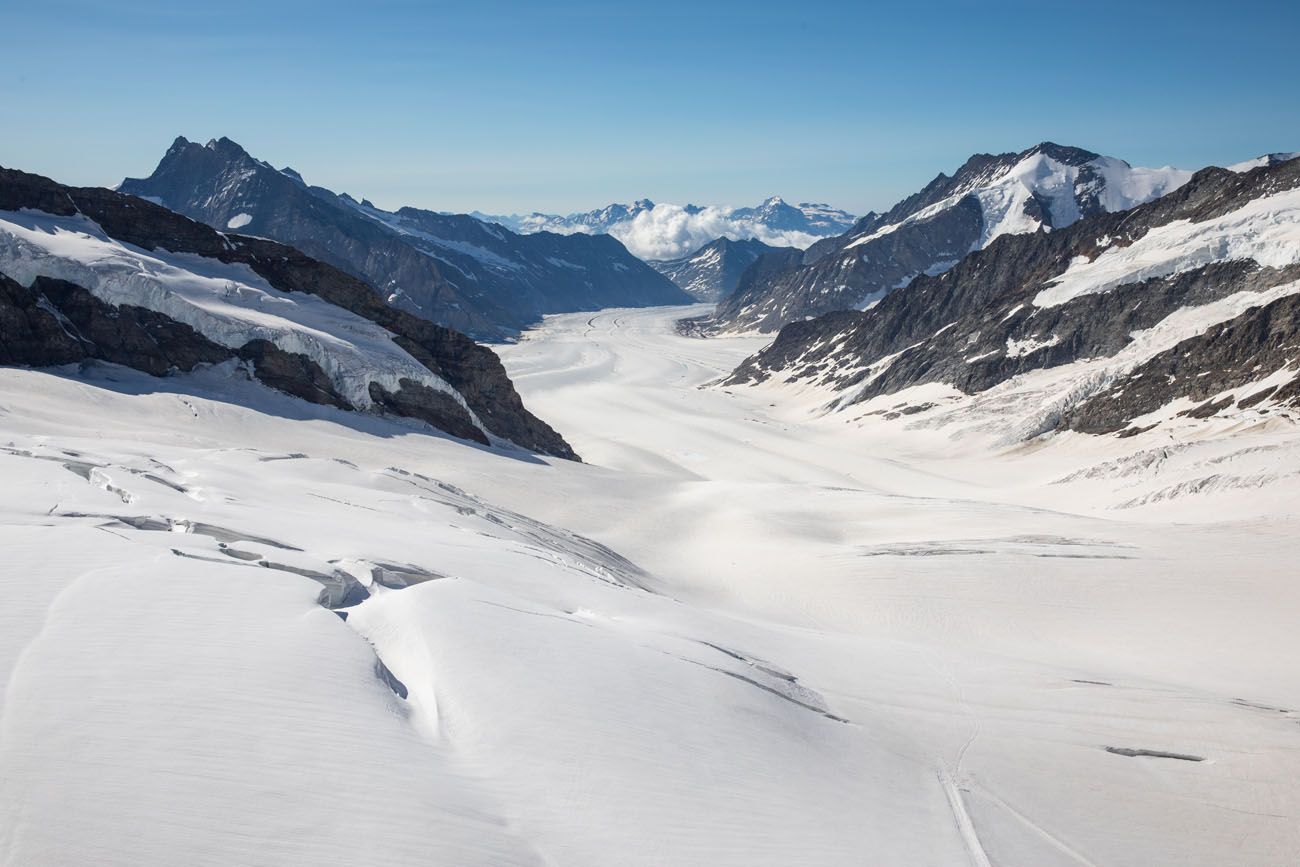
[1227,151,1300,173]
[710,143,1192,332]
[846,151,1188,252]
[481,196,857,260]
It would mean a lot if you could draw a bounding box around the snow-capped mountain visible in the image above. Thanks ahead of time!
[710,143,1193,332]
[726,154,1300,440]
[119,138,688,339]
[0,165,576,459]
[484,199,658,235]
[479,196,857,261]
[648,237,795,301]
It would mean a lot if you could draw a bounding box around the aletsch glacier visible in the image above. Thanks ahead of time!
[1,143,1299,867]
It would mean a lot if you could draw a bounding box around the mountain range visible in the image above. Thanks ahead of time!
[726,153,1300,440]
[119,137,689,339]
[478,196,857,261]
[709,143,1193,333]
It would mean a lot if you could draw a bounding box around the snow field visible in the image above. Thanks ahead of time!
[0,303,1296,865]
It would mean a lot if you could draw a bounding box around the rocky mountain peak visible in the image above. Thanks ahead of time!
[1025,141,1103,166]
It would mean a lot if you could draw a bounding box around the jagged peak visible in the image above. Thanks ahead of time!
[196,136,254,161]
[1023,141,1102,166]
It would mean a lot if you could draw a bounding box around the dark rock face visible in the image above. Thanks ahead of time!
[368,380,486,446]
[0,166,578,459]
[119,137,688,338]
[726,156,1300,436]
[709,143,1185,333]
[236,340,351,409]
[0,273,232,373]
[1061,293,1300,434]
[0,274,93,366]
[650,237,794,302]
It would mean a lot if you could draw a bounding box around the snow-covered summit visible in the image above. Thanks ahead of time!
[847,145,1191,252]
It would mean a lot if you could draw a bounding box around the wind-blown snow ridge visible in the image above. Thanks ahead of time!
[0,209,484,430]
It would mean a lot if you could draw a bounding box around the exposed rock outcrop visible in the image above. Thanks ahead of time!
[1062,292,1300,434]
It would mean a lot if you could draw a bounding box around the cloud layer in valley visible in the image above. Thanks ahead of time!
[605,206,821,260]
[521,204,823,260]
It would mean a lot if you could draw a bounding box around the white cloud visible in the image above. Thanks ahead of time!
[607,205,821,260]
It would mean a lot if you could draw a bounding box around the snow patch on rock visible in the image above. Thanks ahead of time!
[0,209,485,434]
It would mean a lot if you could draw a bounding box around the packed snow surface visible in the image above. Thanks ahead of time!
[1,305,1298,865]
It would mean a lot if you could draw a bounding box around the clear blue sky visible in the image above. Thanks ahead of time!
[3,0,1298,215]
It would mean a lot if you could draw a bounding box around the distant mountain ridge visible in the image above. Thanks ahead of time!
[478,196,857,261]
[709,143,1193,332]
[648,237,795,302]
[120,137,688,339]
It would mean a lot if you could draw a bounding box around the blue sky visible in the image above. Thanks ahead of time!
[3,0,1298,215]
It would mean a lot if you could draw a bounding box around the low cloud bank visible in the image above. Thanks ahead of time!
[606,205,821,260]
